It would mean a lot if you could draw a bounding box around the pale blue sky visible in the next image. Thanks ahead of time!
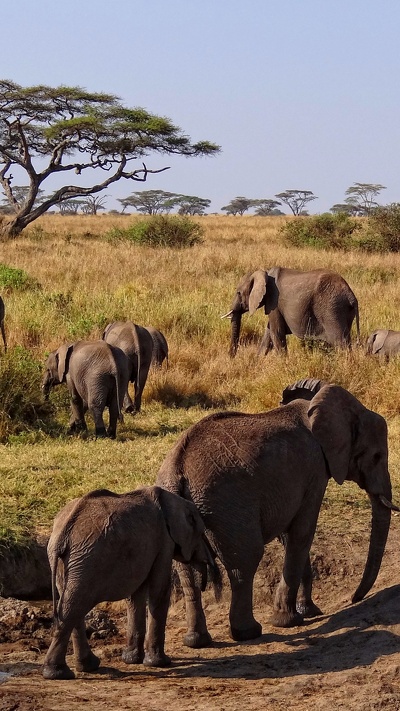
[3,0,400,213]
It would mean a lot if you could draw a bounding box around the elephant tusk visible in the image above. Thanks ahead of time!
[379,494,400,512]
[220,310,234,320]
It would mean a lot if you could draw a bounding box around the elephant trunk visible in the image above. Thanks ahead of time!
[351,493,392,603]
[229,312,242,358]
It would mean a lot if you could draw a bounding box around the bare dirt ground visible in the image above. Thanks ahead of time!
[0,522,399,711]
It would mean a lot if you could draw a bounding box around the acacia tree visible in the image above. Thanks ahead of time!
[118,189,180,214]
[344,182,386,215]
[221,197,253,216]
[0,80,219,238]
[176,195,211,215]
[275,190,317,216]
[80,194,108,215]
[252,198,282,216]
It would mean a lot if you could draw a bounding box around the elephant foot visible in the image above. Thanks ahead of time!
[42,663,75,680]
[66,422,87,436]
[143,651,171,668]
[125,405,138,415]
[121,648,145,665]
[95,427,107,439]
[296,600,323,618]
[230,620,262,642]
[183,630,213,649]
[75,651,100,673]
[269,609,303,628]
[106,429,116,439]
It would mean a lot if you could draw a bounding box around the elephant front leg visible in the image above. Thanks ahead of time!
[176,562,212,649]
[258,323,274,356]
[121,587,147,665]
[271,522,318,627]
[296,555,323,618]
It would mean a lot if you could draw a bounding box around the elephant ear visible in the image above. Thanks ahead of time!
[307,384,362,484]
[156,487,204,562]
[248,270,268,316]
[101,322,113,341]
[280,377,329,405]
[56,343,74,383]
[369,330,389,355]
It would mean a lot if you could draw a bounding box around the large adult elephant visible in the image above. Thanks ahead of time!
[102,321,153,413]
[0,296,6,352]
[366,329,400,358]
[42,340,129,438]
[157,382,397,646]
[43,486,217,680]
[222,267,360,356]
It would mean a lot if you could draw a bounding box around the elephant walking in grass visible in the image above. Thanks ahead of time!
[43,486,217,680]
[157,381,397,647]
[0,296,6,352]
[222,267,360,356]
[42,340,130,438]
[145,326,169,368]
[102,321,153,413]
[366,329,400,358]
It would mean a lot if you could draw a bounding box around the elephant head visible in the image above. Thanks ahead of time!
[366,329,389,355]
[222,270,271,357]
[42,343,74,399]
[306,383,398,602]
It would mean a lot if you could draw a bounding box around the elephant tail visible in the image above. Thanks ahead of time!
[208,556,223,602]
[115,371,124,422]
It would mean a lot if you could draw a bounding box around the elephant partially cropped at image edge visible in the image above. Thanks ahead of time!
[42,340,130,438]
[102,321,153,412]
[0,295,6,352]
[157,381,397,647]
[222,267,360,356]
[43,486,217,680]
[366,329,400,358]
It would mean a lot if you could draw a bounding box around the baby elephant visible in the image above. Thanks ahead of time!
[366,329,400,359]
[43,486,215,680]
[42,340,130,438]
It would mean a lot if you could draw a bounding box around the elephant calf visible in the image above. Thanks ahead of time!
[42,340,130,438]
[43,485,216,680]
[366,329,400,358]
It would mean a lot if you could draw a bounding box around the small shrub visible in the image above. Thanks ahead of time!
[105,215,204,248]
[0,263,41,293]
[281,213,360,250]
[0,347,52,441]
[357,203,400,252]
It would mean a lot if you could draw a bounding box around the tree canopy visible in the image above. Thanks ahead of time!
[275,190,317,216]
[221,197,253,216]
[343,182,386,216]
[0,80,220,237]
[119,189,211,215]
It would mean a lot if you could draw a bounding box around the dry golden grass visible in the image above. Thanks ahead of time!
[0,214,399,543]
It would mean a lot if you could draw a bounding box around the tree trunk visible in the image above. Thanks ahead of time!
[0,216,26,239]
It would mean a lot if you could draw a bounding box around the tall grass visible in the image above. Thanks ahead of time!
[0,213,399,546]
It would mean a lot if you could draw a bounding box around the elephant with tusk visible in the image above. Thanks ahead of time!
[157,380,397,647]
[222,267,360,356]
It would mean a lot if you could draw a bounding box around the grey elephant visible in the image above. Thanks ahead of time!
[157,381,397,647]
[0,295,6,352]
[42,340,130,438]
[43,485,217,680]
[102,321,153,413]
[145,326,169,368]
[222,267,360,356]
[366,329,400,358]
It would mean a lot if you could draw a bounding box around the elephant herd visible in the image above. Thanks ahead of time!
[0,263,399,681]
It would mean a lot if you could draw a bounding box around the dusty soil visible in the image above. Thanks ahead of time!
[0,521,399,711]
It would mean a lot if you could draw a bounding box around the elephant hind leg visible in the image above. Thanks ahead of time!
[226,538,264,641]
[72,620,100,673]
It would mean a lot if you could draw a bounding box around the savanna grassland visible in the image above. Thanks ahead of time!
[1,213,399,546]
[1,214,400,711]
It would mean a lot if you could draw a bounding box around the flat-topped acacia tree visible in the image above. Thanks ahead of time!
[0,80,220,238]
